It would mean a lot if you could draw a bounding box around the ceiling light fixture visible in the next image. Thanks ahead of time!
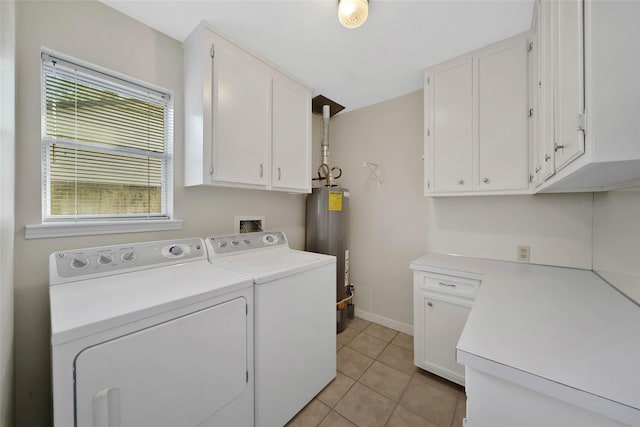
[338,0,369,29]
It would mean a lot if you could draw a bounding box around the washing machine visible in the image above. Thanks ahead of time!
[206,231,336,427]
[49,238,254,427]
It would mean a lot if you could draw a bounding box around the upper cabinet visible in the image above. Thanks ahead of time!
[534,0,640,192]
[424,35,530,196]
[424,56,474,193]
[184,23,312,193]
[272,76,312,192]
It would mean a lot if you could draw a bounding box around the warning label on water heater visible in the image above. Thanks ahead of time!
[328,191,343,211]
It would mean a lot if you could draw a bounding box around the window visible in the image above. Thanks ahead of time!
[41,52,173,223]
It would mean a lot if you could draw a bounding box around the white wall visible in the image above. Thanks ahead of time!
[329,91,429,330]
[426,193,593,269]
[0,1,16,425]
[14,1,309,424]
[593,187,640,303]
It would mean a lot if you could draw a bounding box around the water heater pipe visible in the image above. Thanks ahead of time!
[321,105,330,168]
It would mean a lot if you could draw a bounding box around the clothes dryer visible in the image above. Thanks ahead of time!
[49,238,254,427]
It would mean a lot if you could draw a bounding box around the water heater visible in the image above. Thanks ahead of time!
[306,186,351,332]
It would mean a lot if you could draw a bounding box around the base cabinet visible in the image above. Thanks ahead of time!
[413,270,479,386]
[465,368,632,427]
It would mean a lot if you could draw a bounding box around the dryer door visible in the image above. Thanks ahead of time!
[74,297,248,427]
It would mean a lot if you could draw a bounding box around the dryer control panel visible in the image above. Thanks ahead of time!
[207,231,288,257]
[50,238,206,285]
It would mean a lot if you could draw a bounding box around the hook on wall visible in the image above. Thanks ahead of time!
[362,161,383,187]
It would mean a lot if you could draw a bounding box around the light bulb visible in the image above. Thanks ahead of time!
[338,0,369,29]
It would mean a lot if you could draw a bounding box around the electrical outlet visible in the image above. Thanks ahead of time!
[517,245,531,262]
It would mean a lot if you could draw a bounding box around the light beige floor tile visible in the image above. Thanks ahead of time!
[317,372,355,408]
[334,383,395,427]
[386,405,440,427]
[337,343,343,353]
[391,332,414,351]
[398,375,457,427]
[377,344,415,374]
[286,399,331,427]
[337,346,374,380]
[362,323,398,342]
[358,361,411,401]
[413,368,465,396]
[452,396,467,427]
[346,332,388,359]
[318,411,356,427]
[337,327,360,346]
[348,317,371,331]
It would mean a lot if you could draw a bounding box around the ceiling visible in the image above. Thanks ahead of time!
[100,0,535,113]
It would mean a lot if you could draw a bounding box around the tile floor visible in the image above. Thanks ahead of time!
[286,317,466,427]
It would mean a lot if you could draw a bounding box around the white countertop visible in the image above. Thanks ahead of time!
[411,253,640,426]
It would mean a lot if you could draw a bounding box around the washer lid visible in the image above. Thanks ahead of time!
[210,248,336,284]
[50,260,252,345]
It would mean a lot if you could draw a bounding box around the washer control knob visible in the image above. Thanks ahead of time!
[231,240,240,247]
[218,241,228,248]
[121,251,136,262]
[97,254,114,265]
[169,245,183,256]
[243,240,250,245]
[71,257,89,269]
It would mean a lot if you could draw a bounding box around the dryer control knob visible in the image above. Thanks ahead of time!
[121,251,136,262]
[71,257,89,269]
[97,254,114,265]
[169,245,184,256]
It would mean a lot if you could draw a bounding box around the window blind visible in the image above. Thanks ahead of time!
[41,52,173,220]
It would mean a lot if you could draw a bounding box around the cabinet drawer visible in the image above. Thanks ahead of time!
[414,271,480,299]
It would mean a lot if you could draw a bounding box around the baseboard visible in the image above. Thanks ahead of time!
[354,309,413,336]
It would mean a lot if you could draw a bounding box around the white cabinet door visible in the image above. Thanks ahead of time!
[536,0,557,183]
[414,288,471,386]
[553,0,585,171]
[272,75,311,193]
[212,41,272,187]
[475,37,529,191]
[425,56,474,193]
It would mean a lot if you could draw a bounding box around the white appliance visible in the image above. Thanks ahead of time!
[206,231,336,427]
[49,238,254,427]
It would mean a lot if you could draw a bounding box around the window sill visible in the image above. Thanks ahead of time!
[25,219,183,239]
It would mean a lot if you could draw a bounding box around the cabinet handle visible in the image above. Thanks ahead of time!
[545,154,551,162]
[427,302,433,307]
[554,143,564,152]
[278,167,281,181]
[438,282,456,288]
[457,180,464,185]
[482,177,490,184]
[260,163,263,178]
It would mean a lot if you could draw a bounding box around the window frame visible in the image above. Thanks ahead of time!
[40,50,175,224]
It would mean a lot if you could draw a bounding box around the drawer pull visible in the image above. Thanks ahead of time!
[438,282,456,288]
[427,302,433,307]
